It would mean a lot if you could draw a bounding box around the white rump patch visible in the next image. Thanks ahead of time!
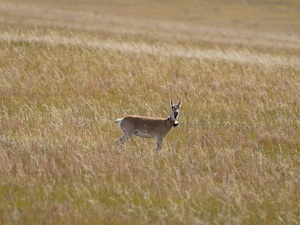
[115,118,124,128]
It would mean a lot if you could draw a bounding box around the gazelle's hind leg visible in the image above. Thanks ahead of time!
[115,118,132,148]
[115,132,132,148]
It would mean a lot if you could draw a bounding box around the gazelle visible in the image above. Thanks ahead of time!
[115,99,182,150]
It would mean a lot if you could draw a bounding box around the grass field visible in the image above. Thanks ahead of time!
[1,0,300,224]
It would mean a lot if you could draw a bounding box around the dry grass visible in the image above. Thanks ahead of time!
[1,0,300,224]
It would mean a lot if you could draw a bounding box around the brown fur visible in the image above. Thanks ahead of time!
[115,99,182,150]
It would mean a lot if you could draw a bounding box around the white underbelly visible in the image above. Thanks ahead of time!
[134,130,156,138]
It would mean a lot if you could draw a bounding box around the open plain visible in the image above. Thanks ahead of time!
[0,0,300,224]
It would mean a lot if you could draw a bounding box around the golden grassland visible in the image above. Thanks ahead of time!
[0,0,300,224]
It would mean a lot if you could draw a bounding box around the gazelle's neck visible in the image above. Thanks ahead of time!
[166,116,179,127]
[166,115,174,121]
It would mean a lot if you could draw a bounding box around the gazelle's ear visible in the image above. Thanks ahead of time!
[177,99,182,108]
[170,99,174,107]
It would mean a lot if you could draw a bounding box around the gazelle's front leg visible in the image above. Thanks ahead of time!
[156,137,163,151]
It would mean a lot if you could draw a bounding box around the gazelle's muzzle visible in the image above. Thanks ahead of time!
[174,111,179,119]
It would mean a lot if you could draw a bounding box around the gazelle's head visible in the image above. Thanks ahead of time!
[170,99,182,121]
